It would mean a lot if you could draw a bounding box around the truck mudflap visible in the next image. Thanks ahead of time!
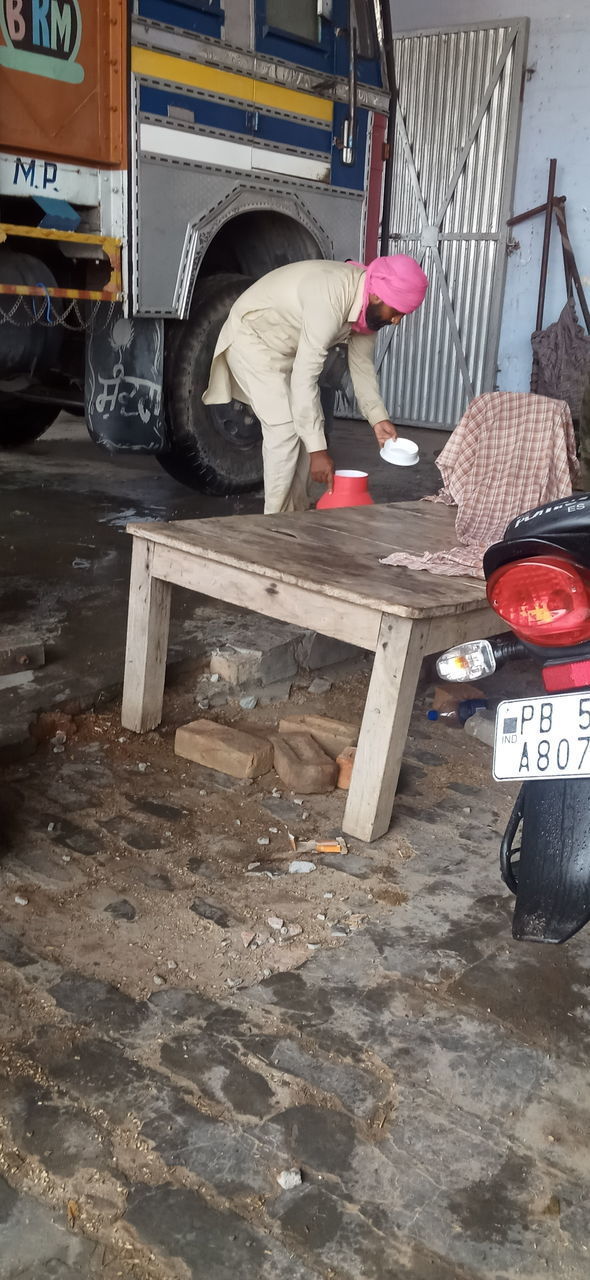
[86,308,168,453]
[501,779,590,943]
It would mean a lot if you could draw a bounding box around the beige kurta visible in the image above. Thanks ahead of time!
[203,259,390,512]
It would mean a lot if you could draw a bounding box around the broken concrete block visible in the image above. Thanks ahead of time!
[273,732,337,794]
[210,633,298,688]
[277,1168,303,1189]
[336,745,356,790]
[175,720,273,779]
[295,631,362,671]
[210,646,261,685]
[278,715,359,760]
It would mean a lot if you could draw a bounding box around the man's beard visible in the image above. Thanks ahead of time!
[365,303,389,331]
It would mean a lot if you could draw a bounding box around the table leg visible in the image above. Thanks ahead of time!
[343,613,430,843]
[121,539,172,733]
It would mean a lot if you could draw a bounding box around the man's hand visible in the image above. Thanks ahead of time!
[309,449,335,493]
[373,420,398,448]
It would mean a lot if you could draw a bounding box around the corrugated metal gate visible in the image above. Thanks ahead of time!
[340,19,529,429]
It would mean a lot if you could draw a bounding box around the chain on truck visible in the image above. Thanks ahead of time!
[0,0,393,494]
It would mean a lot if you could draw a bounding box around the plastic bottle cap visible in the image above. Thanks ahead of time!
[426,710,439,720]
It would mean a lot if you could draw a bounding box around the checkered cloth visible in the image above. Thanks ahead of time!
[381,392,579,578]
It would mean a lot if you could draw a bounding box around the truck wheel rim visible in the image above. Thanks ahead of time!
[207,399,261,451]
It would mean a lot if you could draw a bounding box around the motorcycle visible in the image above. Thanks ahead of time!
[436,493,590,944]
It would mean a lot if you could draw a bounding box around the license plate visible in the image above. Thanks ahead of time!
[493,693,590,781]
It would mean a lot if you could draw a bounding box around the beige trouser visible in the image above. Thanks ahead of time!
[259,422,310,514]
[225,341,311,515]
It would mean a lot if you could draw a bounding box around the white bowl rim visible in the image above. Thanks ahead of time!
[379,444,419,467]
[384,436,419,455]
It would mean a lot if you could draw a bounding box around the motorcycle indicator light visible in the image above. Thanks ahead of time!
[436,639,497,682]
[487,556,590,646]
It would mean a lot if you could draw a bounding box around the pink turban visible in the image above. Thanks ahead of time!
[351,254,428,333]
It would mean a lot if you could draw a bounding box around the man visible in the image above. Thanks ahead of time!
[203,254,428,514]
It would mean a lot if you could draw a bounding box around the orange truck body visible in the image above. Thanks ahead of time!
[0,0,127,168]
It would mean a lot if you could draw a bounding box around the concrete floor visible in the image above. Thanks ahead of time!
[1,417,589,1279]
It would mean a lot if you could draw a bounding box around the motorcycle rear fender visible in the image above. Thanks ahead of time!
[508,778,590,943]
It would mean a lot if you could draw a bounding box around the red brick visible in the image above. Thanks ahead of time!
[336,746,356,790]
[175,720,273,779]
[278,715,359,760]
[273,733,337,794]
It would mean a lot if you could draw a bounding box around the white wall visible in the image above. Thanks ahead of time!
[390,1,590,393]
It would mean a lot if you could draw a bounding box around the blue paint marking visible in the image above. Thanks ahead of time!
[139,85,332,153]
[34,196,80,230]
[331,104,368,191]
[137,0,223,39]
[255,112,331,154]
[140,85,249,133]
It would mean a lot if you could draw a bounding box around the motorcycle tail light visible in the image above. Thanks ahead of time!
[543,659,590,692]
[487,556,590,646]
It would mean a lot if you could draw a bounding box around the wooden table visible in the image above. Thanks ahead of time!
[122,502,502,843]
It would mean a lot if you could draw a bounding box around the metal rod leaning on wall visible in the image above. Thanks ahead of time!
[380,0,398,256]
[507,163,590,338]
[536,158,557,333]
[506,160,588,389]
[532,159,557,390]
[507,159,561,391]
[507,162,558,336]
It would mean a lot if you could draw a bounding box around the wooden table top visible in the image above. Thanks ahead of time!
[128,501,487,621]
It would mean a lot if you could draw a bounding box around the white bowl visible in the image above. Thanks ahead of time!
[380,436,419,467]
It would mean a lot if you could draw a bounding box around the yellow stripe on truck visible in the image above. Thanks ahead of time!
[132,47,333,123]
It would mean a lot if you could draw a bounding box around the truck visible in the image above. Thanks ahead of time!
[0,0,393,494]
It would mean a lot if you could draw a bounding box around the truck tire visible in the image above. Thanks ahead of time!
[159,273,263,494]
[0,397,61,448]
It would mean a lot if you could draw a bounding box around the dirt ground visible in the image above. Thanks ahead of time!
[1,665,475,1007]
